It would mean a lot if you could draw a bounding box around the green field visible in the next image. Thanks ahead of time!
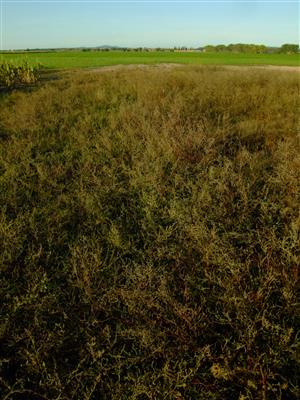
[1,50,299,69]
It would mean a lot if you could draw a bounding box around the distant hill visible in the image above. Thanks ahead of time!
[94,45,122,49]
[1,45,123,53]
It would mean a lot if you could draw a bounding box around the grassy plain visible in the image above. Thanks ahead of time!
[0,50,299,69]
[0,66,299,399]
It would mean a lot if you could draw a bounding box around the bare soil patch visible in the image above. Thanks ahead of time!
[224,65,300,73]
[85,63,180,73]
[85,63,300,74]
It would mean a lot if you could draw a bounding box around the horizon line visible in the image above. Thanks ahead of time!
[2,43,299,52]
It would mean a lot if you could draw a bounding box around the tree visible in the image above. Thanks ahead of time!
[280,44,299,54]
[203,45,216,52]
[215,44,226,52]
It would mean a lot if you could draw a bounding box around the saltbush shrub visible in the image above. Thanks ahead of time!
[0,66,299,399]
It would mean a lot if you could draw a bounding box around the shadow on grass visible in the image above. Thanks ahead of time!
[0,69,61,95]
[39,68,62,82]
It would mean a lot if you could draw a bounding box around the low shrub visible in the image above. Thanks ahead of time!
[0,66,299,399]
[0,60,41,88]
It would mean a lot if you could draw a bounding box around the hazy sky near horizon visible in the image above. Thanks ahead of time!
[1,1,299,50]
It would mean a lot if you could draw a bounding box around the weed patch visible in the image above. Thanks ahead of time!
[0,67,299,399]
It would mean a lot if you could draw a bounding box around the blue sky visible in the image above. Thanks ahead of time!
[1,1,299,50]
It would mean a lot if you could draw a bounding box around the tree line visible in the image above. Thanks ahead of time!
[203,43,299,54]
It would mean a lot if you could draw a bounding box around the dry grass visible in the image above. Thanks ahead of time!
[0,66,299,399]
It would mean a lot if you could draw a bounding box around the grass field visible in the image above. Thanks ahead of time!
[0,66,299,399]
[1,50,299,69]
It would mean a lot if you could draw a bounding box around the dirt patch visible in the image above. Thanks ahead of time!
[85,63,300,74]
[85,63,180,73]
[223,65,300,73]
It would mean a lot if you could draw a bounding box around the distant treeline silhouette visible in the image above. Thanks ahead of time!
[4,42,299,53]
[202,43,299,54]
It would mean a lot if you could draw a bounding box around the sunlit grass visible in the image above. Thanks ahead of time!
[0,66,299,399]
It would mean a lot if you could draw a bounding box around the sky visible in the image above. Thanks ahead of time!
[1,0,299,50]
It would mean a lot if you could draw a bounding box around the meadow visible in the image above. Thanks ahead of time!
[0,66,299,399]
[0,50,299,69]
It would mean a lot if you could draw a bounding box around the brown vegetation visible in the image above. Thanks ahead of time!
[0,66,299,399]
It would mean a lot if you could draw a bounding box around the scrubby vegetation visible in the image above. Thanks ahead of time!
[0,61,40,89]
[0,67,299,399]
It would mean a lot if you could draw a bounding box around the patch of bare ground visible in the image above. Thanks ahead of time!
[85,63,180,73]
[84,63,300,74]
[224,65,300,72]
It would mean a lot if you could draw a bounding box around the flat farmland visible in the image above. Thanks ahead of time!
[0,50,299,69]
